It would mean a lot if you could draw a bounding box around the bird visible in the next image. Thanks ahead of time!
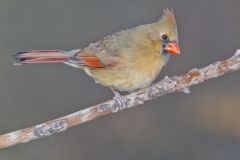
[13,9,180,111]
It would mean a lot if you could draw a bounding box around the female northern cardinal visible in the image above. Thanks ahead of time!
[13,9,180,110]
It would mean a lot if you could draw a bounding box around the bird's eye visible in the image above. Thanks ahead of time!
[161,34,168,41]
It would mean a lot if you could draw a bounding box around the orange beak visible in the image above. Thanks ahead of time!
[165,42,180,55]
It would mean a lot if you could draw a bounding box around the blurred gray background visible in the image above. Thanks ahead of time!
[0,0,240,159]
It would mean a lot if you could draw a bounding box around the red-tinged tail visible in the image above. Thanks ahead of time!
[13,49,80,65]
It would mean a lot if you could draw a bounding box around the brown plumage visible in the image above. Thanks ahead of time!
[13,9,180,109]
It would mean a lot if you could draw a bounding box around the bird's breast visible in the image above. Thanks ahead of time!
[86,53,165,92]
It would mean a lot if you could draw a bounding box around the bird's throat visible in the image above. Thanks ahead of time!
[162,53,171,65]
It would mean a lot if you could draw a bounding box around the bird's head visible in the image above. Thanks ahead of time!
[147,9,180,56]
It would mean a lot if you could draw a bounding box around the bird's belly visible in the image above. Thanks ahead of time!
[85,59,163,92]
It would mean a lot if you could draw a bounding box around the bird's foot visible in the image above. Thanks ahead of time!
[111,88,129,112]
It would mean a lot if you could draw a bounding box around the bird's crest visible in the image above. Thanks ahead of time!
[159,8,177,29]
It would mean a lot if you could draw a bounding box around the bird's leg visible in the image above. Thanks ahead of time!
[110,87,129,112]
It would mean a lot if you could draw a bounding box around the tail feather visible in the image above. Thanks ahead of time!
[13,49,80,65]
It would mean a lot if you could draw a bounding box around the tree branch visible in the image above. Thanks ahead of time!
[1,49,240,149]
